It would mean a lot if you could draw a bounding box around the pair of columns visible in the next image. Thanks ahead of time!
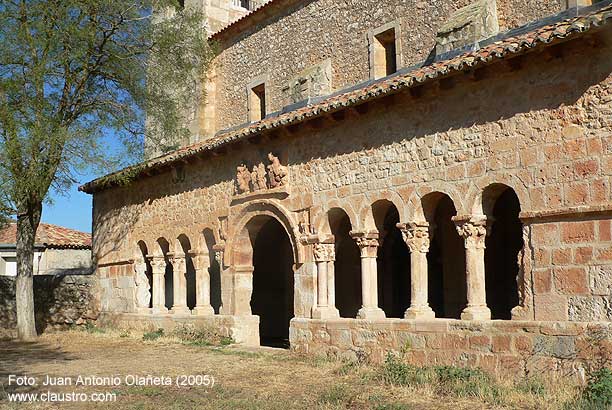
[311,216,491,321]
[146,252,215,316]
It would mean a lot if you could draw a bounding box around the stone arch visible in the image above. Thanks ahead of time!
[421,192,466,319]
[361,191,408,230]
[226,200,302,267]
[468,174,531,216]
[413,184,465,221]
[482,184,523,320]
[315,201,360,235]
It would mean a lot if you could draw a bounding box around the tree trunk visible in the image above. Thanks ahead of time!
[15,202,42,341]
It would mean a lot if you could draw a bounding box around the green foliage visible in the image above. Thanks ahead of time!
[170,324,234,347]
[515,376,547,397]
[317,384,350,405]
[0,0,213,214]
[380,354,500,401]
[142,328,164,341]
[83,322,106,334]
[582,368,612,408]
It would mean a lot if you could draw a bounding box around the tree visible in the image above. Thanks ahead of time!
[0,0,213,340]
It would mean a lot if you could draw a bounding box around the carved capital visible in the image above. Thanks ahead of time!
[350,232,379,258]
[168,254,187,272]
[313,243,335,262]
[187,251,207,271]
[398,222,430,254]
[214,250,224,266]
[146,255,166,274]
[455,217,487,250]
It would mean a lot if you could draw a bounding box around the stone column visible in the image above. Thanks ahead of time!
[398,222,435,320]
[168,254,190,315]
[312,243,340,319]
[189,251,215,316]
[133,262,152,314]
[147,255,168,314]
[455,216,491,321]
[232,265,254,316]
[352,232,386,320]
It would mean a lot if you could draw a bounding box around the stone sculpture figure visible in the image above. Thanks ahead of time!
[236,163,251,194]
[267,153,288,188]
[134,262,151,309]
[251,163,267,191]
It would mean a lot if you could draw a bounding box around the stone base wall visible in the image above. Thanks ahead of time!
[97,312,260,346]
[0,275,99,334]
[290,318,612,379]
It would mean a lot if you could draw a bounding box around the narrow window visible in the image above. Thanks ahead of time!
[249,83,266,122]
[373,28,397,79]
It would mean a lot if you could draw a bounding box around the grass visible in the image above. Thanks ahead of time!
[1,330,609,410]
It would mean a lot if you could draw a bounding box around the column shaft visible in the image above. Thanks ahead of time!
[353,234,385,320]
[169,255,190,315]
[190,252,215,316]
[456,217,491,321]
[399,222,435,320]
[148,256,168,314]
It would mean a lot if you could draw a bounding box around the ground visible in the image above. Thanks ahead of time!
[0,329,587,410]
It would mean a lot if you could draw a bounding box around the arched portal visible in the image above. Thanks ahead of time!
[423,193,466,319]
[372,201,411,318]
[248,216,295,348]
[483,185,523,319]
[328,208,361,318]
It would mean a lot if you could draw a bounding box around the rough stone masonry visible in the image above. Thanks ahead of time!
[83,0,612,377]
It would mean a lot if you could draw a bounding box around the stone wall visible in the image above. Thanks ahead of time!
[0,275,99,334]
[290,318,612,379]
[206,0,563,135]
[93,26,612,321]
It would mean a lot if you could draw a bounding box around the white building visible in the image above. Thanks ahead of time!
[0,223,91,277]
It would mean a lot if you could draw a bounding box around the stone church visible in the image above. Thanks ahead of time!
[81,0,612,375]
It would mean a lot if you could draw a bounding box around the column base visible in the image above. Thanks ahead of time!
[357,306,386,320]
[461,305,491,321]
[151,306,169,315]
[404,305,435,320]
[169,306,192,316]
[192,305,215,316]
[137,307,152,315]
[312,306,340,319]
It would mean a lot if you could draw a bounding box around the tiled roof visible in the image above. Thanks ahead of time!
[0,223,92,249]
[210,0,286,42]
[80,3,612,194]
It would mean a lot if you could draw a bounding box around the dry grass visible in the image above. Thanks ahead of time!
[0,327,599,410]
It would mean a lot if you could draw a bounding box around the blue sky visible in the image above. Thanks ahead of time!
[41,134,138,234]
[42,179,94,233]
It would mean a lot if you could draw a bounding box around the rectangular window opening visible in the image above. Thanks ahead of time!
[249,83,266,122]
[373,28,397,79]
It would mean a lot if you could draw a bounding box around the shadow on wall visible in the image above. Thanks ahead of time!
[0,274,98,334]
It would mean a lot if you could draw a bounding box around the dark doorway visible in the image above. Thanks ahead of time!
[204,229,222,314]
[186,258,196,310]
[330,210,361,318]
[376,206,411,318]
[251,218,294,348]
[164,262,174,310]
[427,195,466,319]
[485,188,522,320]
